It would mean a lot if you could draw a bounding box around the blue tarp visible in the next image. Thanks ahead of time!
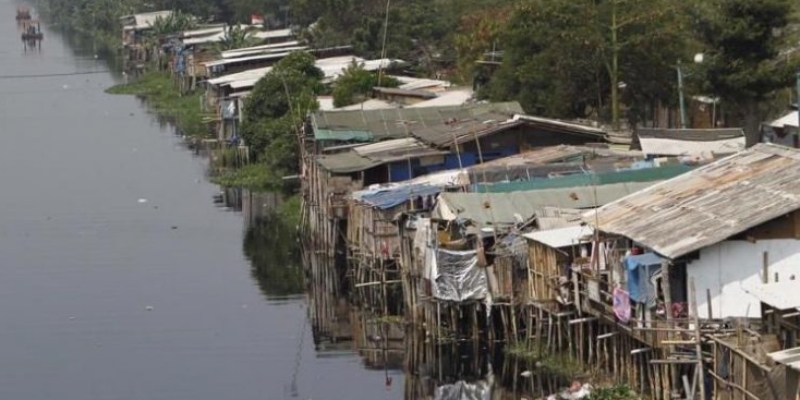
[624,252,664,305]
[357,184,444,210]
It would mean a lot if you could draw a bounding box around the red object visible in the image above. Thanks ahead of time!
[250,14,264,25]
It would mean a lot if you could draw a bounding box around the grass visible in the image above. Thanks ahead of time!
[506,340,585,379]
[210,162,283,191]
[279,194,302,229]
[106,72,210,137]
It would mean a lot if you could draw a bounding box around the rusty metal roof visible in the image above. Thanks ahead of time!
[583,143,800,259]
[316,137,447,173]
[311,102,524,143]
[470,145,642,170]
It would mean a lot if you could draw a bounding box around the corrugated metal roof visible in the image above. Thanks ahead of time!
[583,143,800,259]
[632,128,746,156]
[207,66,273,86]
[207,57,390,89]
[121,11,172,30]
[469,145,636,170]
[636,128,745,141]
[336,99,396,111]
[184,28,293,46]
[406,90,473,108]
[316,137,445,173]
[311,102,524,143]
[434,181,662,227]
[180,25,226,38]
[219,41,301,58]
[639,137,745,156]
[316,151,381,173]
[352,137,446,161]
[475,164,693,193]
[513,115,607,138]
[742,281,800,310]
[203,51,291,67]
[373,87,438,98]
[394,77,452,91]
[523,225,594,248]
[768,346,800,372]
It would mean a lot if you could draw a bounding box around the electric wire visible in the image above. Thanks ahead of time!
[0,70,112,79]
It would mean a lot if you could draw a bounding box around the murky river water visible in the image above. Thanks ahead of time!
[0,1,404,398]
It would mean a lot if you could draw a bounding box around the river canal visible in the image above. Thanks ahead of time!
[0,1,404,398]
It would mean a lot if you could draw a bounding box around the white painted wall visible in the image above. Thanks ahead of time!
[688,239,800,319]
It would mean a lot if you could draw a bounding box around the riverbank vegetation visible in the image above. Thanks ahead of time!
[507,340,639,400]
[106,72,209,137]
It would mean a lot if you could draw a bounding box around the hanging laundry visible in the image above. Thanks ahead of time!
[613,287,631,323]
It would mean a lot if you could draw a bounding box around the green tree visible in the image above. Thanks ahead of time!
[215,24,259,52]
[694,0,797,144]
[332,62,399,107]
[241,51,324,174]
[484,0,687,127]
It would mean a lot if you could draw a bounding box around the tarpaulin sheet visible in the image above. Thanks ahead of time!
[434,380,492,400]
[432,249,488,302]
[624,252,664,306]
[357,183,444,210]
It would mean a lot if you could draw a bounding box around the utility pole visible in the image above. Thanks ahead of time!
[796,72,800,131]
[678,61,687,129]
[610,0,620,131]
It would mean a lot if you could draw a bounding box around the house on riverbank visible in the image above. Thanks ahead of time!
[120,11,172,63]
[563,143,800,400]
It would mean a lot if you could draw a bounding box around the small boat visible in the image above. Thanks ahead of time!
[16,7,31,21]
[21,21,43,41]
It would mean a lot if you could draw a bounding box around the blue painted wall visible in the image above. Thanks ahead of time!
[387,145,519,182]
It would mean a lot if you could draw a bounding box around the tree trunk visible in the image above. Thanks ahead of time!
[743,100,762,147]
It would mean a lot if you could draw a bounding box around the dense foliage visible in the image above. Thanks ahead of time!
[332,62,400,107]
[241,52,324,176]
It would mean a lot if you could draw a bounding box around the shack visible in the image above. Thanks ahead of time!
[583,143,800,321]
[120,11,173,61]
[571,143,800,400]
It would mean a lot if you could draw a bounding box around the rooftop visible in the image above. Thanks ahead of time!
[121,11,173,31]
[583,143,800,259]
[315,137,446,173]
[184,28,292,46]
[220,41,303,58]
[311,102,524,144]
[434,181,663,228]
[632,128,746,156]
[523,225,595,249]
[373,87,438,99]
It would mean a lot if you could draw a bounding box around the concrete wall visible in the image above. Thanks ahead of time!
[688,239,800,319]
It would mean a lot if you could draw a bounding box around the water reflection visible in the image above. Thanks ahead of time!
[244,214,304,299]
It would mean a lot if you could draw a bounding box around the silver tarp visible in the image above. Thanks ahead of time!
[432,249,488,302]
[434,379,492,400]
